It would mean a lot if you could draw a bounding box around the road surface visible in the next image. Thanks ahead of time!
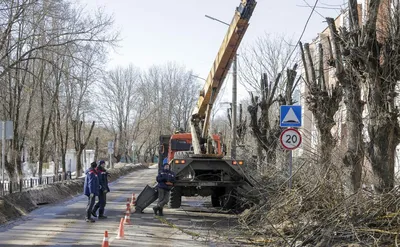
[0,165,243,247]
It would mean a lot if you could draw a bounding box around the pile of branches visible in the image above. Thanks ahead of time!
[237,157,400,246]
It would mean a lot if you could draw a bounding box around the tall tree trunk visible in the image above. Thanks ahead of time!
[60,149,66,180]
[76,149,83,176]
[342,81,364,192]
[366,68,400,191]
[52,119,59,180]
[57,106,68,180]
[94,137,99,162]
[73,121,95,177]
[326,17,364,192]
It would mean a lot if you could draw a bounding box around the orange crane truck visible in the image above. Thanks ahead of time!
[158,0,257,210]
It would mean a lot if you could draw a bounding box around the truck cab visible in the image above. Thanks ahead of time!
[158,133,223,168]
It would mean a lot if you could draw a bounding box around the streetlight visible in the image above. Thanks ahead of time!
[190,74,207,81]
[204,15,230,26]
[205,14,237,159]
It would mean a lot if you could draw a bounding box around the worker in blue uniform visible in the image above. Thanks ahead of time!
[153,159,176,216]
[92,160,110,219]
[84,161,99,222]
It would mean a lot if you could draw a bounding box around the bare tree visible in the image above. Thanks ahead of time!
[163,64,199,131]
[72,120,95,177]
[248,65,299,170]
[0,0,118,181]
[227,104,247,144]
[240,34,298,170]
[323,0,400,191]
[98,65,140,163]
[299,41,342,178]
[110,63,199,162]
[239,33,295,94]
[0,0,40,181]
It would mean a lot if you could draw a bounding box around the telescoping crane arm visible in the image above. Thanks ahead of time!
[191,0,257,155]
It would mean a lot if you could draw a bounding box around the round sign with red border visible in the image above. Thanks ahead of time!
[280,128,302,150]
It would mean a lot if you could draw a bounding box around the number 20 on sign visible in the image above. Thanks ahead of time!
[280,128,302,150]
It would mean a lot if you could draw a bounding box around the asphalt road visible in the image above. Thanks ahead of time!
[0,165,242,247]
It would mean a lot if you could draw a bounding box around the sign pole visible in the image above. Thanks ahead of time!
[289,149,293,190]
[280,105,302,191]
[1,121,5,196]
[280,128,301,191]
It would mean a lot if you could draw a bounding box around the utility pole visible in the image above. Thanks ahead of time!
[231,54,237,160]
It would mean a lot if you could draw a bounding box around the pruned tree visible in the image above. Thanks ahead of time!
[247,65,299,170]
[227,104,247,144]
[240,34,299,170]
[324,0,400,191]
[299,41,342,177]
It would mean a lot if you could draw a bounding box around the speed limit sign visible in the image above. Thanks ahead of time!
[280,128,302,150]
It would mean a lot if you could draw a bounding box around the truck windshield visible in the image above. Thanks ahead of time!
[171,139,191,151]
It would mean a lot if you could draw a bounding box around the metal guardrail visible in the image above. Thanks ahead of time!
[0,172,72,195]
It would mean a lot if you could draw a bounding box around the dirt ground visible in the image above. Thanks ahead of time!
[0,163,148,225]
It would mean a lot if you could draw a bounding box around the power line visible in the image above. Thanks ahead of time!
[319,1,347,7]
[279,0,319,77]
[301,0,325,18]
[297,4,341,10]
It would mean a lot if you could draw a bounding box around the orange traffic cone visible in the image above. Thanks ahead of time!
[124,204,132,225]
[102,231,109,247]
[116,217,125,239]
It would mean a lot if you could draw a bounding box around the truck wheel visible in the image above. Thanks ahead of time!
[174,151,193,159]
[211,194,221,207]
[169,187,182,208]
[220,189,237,210]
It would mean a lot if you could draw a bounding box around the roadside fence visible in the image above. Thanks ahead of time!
[0,172,72,195]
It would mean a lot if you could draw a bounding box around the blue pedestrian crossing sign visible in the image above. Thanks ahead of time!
[280,105,302,127]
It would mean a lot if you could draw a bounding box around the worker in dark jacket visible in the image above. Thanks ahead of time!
[92,160,110,219]
[153,160,176,216]
[84,161,99,222]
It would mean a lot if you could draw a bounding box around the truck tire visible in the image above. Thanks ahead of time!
[220,189,237,210]
[211,188,223,207]
[174,151,193,159]
[169,187,182,208]
[211,194,221,207]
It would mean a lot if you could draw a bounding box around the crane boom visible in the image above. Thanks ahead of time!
[191,0,257,155]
